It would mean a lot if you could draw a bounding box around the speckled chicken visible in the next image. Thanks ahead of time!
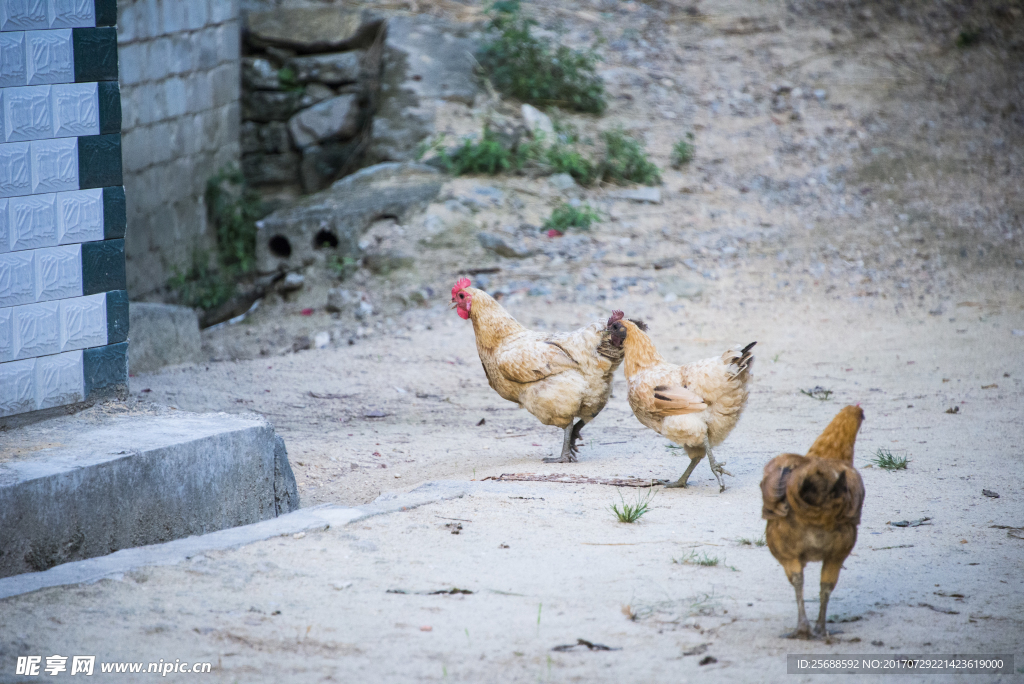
[761,405,866,641]
[451,278,625,462]
[608,318,754,491]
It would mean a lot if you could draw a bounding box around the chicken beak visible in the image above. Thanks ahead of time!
[449,300,458,310]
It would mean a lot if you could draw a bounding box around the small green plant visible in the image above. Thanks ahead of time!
[611,488,654,523]
[800,386,833,401]
[737,534,766,547]
[442,128,516,175]
[167,253,237,311]
[675,550,720,566]
[205,165,264,273]
[600,128,661,185]
[328,254,359,280]
[277,67,302,91]
[871,448,909,471]
[671,133,696,168]
[545,142,597,185]
[169,166,266,311]
[544,202,601,233]
[955,27,981,48]
[478,1,606,114]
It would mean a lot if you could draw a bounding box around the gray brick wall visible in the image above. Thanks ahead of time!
[117,0,241,296]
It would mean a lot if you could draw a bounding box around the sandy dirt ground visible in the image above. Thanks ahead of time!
[3,0,1024,680]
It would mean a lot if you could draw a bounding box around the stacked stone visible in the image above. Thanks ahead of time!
[0,0,128,420]
[116,0,241,296]
[240,7,383,196]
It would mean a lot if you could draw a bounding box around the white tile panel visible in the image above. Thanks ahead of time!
[30,136,77,192]
[12,299,60,358]
[34,242,80,301]
[0,197,8,251]
[0,141,32,197]
[25,29,72,85]
[49,0,96,29]
[59,291,104,350]
[3,84,50,141]
[57,187,102,243]
[0,250,35,306]
[0,357,36,416]
[0,306,12,361]
[0,33,27,88]
[52,82,99,137]
[1,1,50,32]
[35,347,83,408]
[8,191,56,249]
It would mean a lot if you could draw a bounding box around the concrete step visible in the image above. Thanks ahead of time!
[0,404,298,578]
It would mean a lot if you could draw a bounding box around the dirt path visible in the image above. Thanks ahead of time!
[4,0,1023,680]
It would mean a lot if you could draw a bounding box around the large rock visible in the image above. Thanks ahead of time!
[288,94,361,149]
[128,303,202,373]
[242,57,282,90]
[246,8,382,53]
[369,16,481,163]
[241,121,292,155]
[290,52,362,86]
[243,90,303,123]
[255,162,444,273]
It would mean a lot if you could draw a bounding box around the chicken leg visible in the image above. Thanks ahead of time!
[813,559,842,642]
[663,436,733,491]
[543,423,579,463]
[782,565,813,639]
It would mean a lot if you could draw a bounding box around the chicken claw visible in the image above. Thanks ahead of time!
[543,424,579,463]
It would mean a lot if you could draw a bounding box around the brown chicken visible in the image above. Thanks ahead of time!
[608,319,755,491]
[761,405,866,641]
[451,278,625,462]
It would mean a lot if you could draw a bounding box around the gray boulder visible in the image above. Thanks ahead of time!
[243,90,303,123]
[290,52,362,86]
[128,303,202,373]
[288,94,361,149]
[246,8,382,53]
[369,16,481,163]
[242,57,282,90]
[477,232,536,258]
[254,162,444,273]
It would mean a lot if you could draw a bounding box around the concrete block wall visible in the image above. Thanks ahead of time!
[0,0,129,420]
[116,0,240,296]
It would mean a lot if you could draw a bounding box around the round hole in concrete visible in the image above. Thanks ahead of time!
[269,235,292,257]
[314,230,339,249]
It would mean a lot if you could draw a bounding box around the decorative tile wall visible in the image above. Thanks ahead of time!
[0,0,125,419]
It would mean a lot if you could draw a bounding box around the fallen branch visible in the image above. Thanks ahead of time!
[482,473,660,488]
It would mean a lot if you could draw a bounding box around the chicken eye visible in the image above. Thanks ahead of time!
[459,293,465,299]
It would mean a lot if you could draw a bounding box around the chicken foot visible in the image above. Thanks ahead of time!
[813,559,842,642]
[543,423,579,463]
[662,436,733,491]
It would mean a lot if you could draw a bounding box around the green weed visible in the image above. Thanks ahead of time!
[675,550,720,566]
[871,448,909,471]
[601,128,661,185]
[544,202,601,233]
[737,534,766,547]
[671,133,696,168]
[800,386,833,401]
[167,253,237,311]
[478,1,606,114]
[611,488,654,523]
[205,165,264,273]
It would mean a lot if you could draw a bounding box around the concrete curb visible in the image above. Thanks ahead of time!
[0,479,520,599]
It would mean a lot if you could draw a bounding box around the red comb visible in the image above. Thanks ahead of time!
[607,310,624,326]
[452,277,471,298]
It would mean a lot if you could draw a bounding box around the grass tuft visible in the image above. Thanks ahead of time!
[675,550,720,566]
[544,202,601,233]
[611,488,654,523]
[671,133,696,168]
[800,386,833,401]
[737,534,767,547]
[600,128,661,185]
[478,1,606,114]
[871,448,909,471]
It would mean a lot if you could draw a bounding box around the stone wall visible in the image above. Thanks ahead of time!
[116,0,241,296]
[0,0,129,421]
